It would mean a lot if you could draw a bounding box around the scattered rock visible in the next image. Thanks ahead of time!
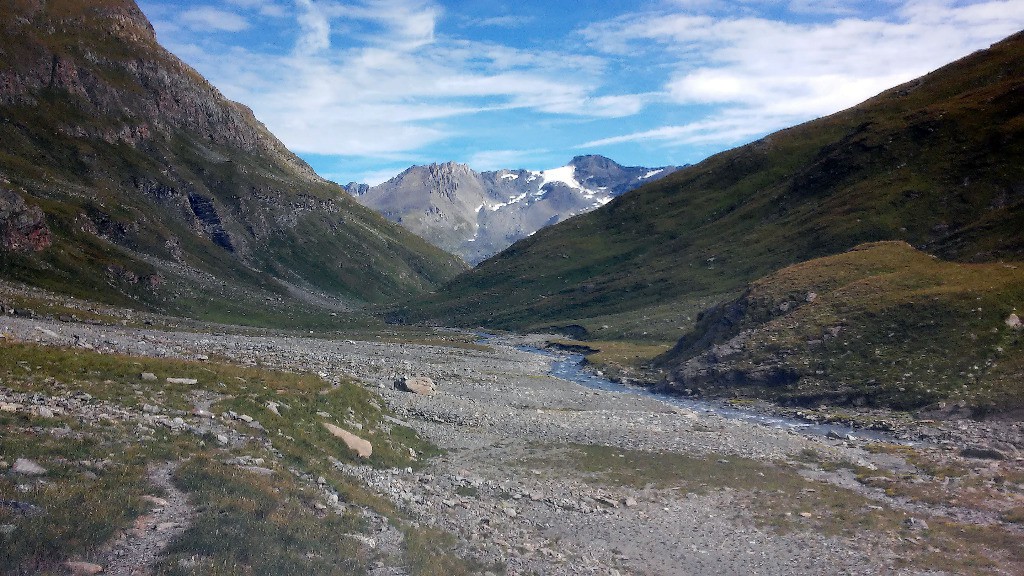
[904,517,929,530]
[322,422,373,458]
[0,524,15,536]
[961,446,1007,460]
[141,495,169,508]
[395,376,436,395]
[35,406,54,418]
[0,402,21,413]
[12,458,46,475]
[215,434,229,445]
[624,497,638,508]
[166,377,198,385]
[64,561,103,575]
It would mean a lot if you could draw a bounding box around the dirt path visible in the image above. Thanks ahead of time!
[99,462,193,576]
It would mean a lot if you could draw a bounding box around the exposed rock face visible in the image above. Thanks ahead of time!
[0,0,464,307]
[348,156,681,264]
[0,187,51,252]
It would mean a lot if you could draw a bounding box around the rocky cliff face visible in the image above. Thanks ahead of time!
[0,186,51,252]
[0,0,465,315]
[348,156,680,264]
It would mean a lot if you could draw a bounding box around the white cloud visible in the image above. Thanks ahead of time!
[158,0,648,159]
[463,15,535,28]
[578,0,1024,150]
[179,6,250,32]
[225,0,288,17]
[464,149,546,171]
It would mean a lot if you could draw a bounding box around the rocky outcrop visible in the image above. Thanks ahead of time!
[0,187,51,252]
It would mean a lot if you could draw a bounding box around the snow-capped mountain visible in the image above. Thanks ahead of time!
[346,155,682,264]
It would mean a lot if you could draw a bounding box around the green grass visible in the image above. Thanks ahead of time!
[657,241,1024,413]
[156,456,370,576]
[0,342,464,574]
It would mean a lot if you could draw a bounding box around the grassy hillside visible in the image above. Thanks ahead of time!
[656,241,1024,414]
[403,31,1024,337]
[0,0,465,326]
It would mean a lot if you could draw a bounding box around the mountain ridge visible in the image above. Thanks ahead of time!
[346,155,681,264]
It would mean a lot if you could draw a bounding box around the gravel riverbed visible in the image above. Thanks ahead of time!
[2,314,1021,575]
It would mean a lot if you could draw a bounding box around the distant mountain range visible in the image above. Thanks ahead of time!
[345,156,681,264]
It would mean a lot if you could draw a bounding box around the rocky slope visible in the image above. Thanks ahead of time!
[347,156,680,264]
[656,241,1024,415]
[0,0,465,321]
[3,293,1023,575]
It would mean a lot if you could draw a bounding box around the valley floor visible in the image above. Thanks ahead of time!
[1,305,1022,575]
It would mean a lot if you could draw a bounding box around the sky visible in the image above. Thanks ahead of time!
[137,0,1024,185]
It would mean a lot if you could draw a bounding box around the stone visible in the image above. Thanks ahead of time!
[12,458,46,475]
[64,561,103,575]
[265,401,281,416]
[395,375,436,395]
[35,406,54,418]
[140,372,158,381]
[1007,313,1022,329]
[215,434,229,445]
[623,497,638,508]
[961,446,1007,460]
[904,517,929,530]
[322,422,373,458]
[141,495,169,507]
[166,377,198,385]
[0,402,21,413]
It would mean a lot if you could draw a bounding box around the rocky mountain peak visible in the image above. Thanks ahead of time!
[350,156,682,264]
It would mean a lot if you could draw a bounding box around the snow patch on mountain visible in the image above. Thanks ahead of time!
[346,155,683,265]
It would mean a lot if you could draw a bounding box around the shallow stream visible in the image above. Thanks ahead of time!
[517,343,896,442]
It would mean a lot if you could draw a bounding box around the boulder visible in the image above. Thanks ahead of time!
[12,458,46,475]
[322,422,372,458]
[961,445,1007,460]
[395,376,436,395]
[1007,313,1022,329]
[140,372,157,381]
[64,561,103,575]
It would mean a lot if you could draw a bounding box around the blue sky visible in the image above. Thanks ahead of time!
[138,0,1024,184]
